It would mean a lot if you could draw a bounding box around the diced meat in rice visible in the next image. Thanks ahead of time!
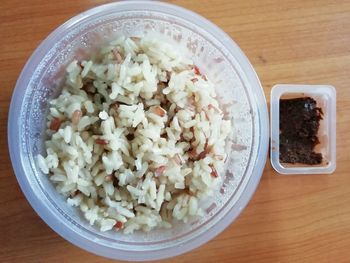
[37,36,231,233]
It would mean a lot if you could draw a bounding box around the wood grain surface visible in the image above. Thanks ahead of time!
[1,0,350,262]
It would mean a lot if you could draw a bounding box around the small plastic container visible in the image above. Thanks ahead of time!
[270,84,336,175]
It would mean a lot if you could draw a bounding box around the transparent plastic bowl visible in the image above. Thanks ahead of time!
[8,1,269,261]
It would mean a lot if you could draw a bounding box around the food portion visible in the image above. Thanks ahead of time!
[279,97,323,164]
[37,36,231,233]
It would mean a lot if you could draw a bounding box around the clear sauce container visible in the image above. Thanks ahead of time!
[270,84,336,175]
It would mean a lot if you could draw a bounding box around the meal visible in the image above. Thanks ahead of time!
[279,97,323,164]
[37,36,231,233]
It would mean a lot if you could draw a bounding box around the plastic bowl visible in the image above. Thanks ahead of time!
[8,1,269,261]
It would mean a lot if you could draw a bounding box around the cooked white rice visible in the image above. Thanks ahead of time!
[37,36,231,233]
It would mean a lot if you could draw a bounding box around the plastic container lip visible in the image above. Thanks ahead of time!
[8,1,269,261]
[270,84,336,175]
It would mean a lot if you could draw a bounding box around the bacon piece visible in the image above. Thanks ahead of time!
[189,140,211,161]
[69,190,80,197]
[105,174,113,182]
[112,49,123,63]
[157,82,167,89]
[72,110,82,125]
[197,150,207,160]
[49,118,61,131]
[95,139,108,145]
[154,106,166,117]
[193,65,201,75]
[114,221,123,230]
[209,164,218,178]
[155,165,166,176]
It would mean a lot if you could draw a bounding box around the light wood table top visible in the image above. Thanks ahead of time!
[1,0,350,262]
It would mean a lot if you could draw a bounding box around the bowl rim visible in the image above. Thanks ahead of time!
[8,1,269,261]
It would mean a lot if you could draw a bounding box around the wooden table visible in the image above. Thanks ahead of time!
[1,0,349,262]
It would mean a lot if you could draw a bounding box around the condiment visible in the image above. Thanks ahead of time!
[279,97,323,164]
